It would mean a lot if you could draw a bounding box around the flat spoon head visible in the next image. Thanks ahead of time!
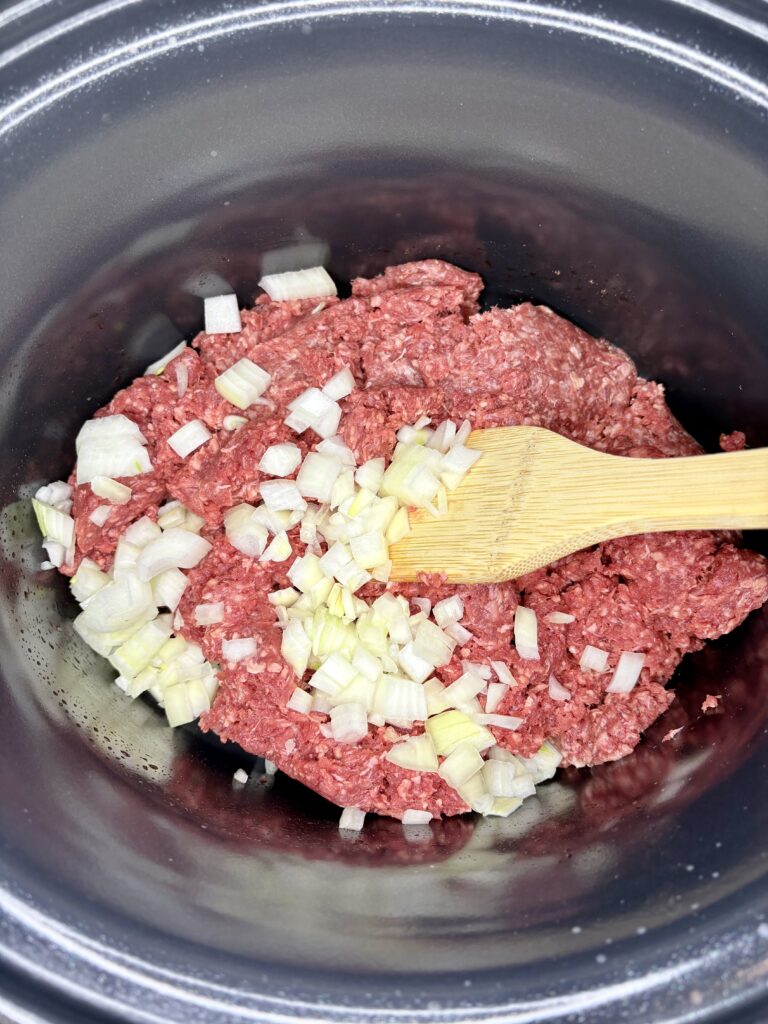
[388,426,768,584]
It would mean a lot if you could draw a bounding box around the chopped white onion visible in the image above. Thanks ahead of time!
[151,567,188,611]
[70,558,111,604]
[175,362,189,398]
[413,620,456,667]
[475,713,524,730]
[426,709,495,756]
[260,266,337,301]
[440,443,482,490]
[483,761,535,799]
[194,602,225,626]
[548,674,571,701]
[397,641,434,684]
[296,452,342,503]
[259,443,302,477]
[547,611,576,624]
[144,340,187,376]
[260,531,292,563]
[322,366,355,400]
[167,419,212,458]
[281,619,312,677]
[123,516,162,546]
[288,553,325,593]
[514,605,539,661]
[444,622,473,645]
[135,529,211,581]
[317,436,357,466]
[330,703,369,743]
[402,809,432,825]
[385,507,410,544]
[338,806,366,832]
[426,419,457,454]
[353,458,385,494]
[373,675,428,723]
[222,637,257,663]
[432,596,464,628]
[76,415,151,485]
[580,645,609,673]
[490,660,515,686]
[88,505,112,528]
[438,741,484,789]
[215,358,271,409]
[79,574,156,633]
[286,387,341,440]
[91,476,132,504]
[287,687,312,714]
[233,768,249,785]
[385,733,438,772]
[204,294,242,334]
[223,415,248,431]
[607,651,645,694]
[260,479,307,513]
[350,529,388,570]
[485,682,507,714]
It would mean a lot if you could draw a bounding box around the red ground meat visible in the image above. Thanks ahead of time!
[63,259,768,818]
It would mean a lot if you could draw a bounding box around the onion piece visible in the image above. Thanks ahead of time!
[135,529,212,581]
[548,674,571,701]
[194,602,225,626]
[402,809,432,825]
[70,558,111,604]
[167,419,212,458]
[260,266,337,301]
[519,740,562,783]
[474,713,524,730]
[455,420,472,446]
[443,671,487,710]
[259,479,307,513]
[317,436,357,466]
[413,620,456,667]
[91,476,132,504]
[175,363,189,398]
[372,675,428,724]
[286,687,312,714]
[439,444,482,491]
[258,443,302,477]
[485,682,507,714]
[260,531,292,563]
[32,499,75,547]
[110,614,173,678]
[123,516,162,546]
[580,645,609,673]
[607,651,645,694]
[322,366,355,400]
[224,503,269,557]
[514,605,539,661]
[490,660,515,686]
[288,553,325,594]
[350,528,388,570]
[281,620,312,678]
[462,660,491,680]
[222,637,257,663]
[233,768,249,785]
[215,357,271,409]
[223,415,248,431]
[483,761,536,799]
[444,622,472,645]
[79,574,156,634]
[426,419,457,453]
[296,452,343,503]
[385,507,410,544]
[330,702,369,743]
[432,595,464,628]
[438,741,484,789]
[204,294,242,334]
[338,806,366,832]
[457,772,494,815]
[144,340,187,376]
[397,641,434,684]
[354,458,385,493]
[426,709,495,756]
[385,733,439,772]
[547,611,575,624]
[151,567,188,611]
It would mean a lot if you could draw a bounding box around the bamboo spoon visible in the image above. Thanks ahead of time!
[389,426,768,583]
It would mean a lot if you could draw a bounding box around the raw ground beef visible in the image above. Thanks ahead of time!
[64,260,768,818]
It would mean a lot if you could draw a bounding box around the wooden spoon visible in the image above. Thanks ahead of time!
[389,426,768,583]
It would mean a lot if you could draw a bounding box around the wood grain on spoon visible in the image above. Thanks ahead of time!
[389,426,768,584]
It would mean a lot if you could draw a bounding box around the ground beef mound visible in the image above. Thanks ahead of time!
[66,260,768,818]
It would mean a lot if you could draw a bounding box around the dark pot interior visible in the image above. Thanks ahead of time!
[0,2,767,1021]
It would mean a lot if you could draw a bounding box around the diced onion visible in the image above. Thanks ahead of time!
[286,387,341,440]
[322,366,355,401]
[151,567,188,611]
[519,740,562,783]
[70,558,111,604]
[175,363,189,398]
[194,602,224,626]
[110,614,173,678]
[87,505,111,527]
[354,458,385,493]
[485,682,507,714]
[76,415,152,485]
[490,660,515,686]
[135,529,212,581]
[514,605,539,661]
[225,503,269,557]
[385,507,410,544]
[444,622,472,644]
[288,553,325,594]
[443,671,486,709]
[91,476,132,504]
[349,529,389,570]
[432,596,464,628]
[317,436,357,466]
[338,806,366,832]
[260,531,292,564]
[397,641,434,684]
[79,574,156,634]
[222,637,257,662]
[233,768,249,785]
[287,687,312,713]
[546,673,570,701]
[223,415,248,431]
[144,340,187,376]
[373,675,428,723]
[462,660,491,680]
[310,652,358,695]
[385,733,439,772]
[402,809,432,825]
[438,741,484,789]
[483,760,535,799]
[426,419,457,454]
[330,702,369,743]
[548,611,575,624]
[474,713,524,730]
[281,620,312,677]
[580,645,609,673]
[259,443,302,477]
[296,452,343,503]
[32,499,75,546]
[123,516,162,546]
[204,294,242,334]
[215,357,271,409]
[168,419,212,458]
[426,709,495,756]
[260,266,337,301]
[607,651,645,694]
[439,443,482,491]
[413,620,456,667]
[260,479,307,513]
